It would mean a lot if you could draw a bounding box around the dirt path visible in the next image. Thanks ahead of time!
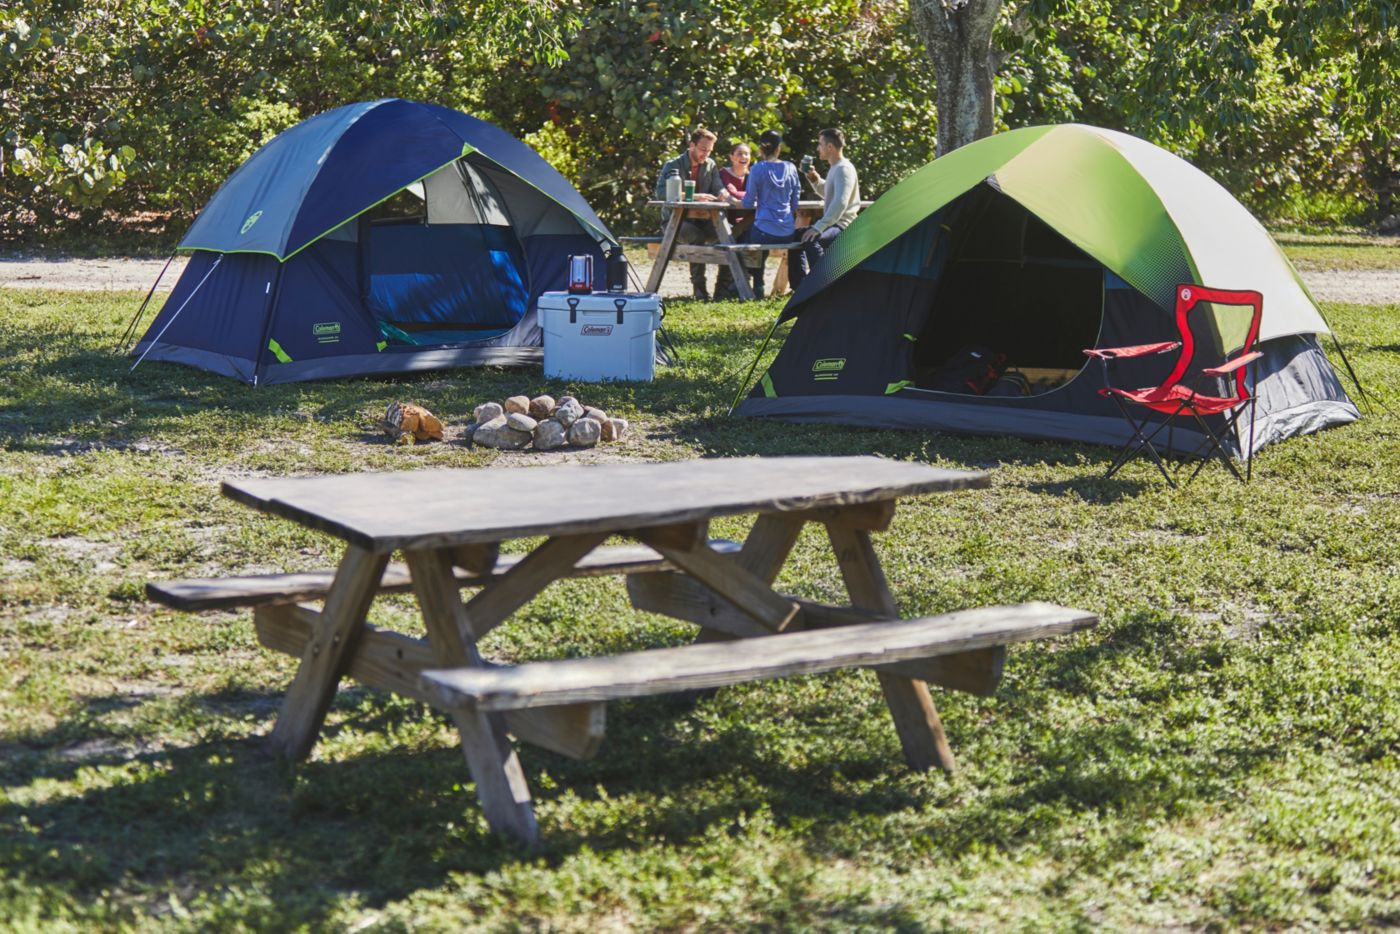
[3,255,1398,305]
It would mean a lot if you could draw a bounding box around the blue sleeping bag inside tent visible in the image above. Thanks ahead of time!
[366,223,529,343]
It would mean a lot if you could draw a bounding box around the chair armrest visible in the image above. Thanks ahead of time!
[1202,350,1264,376]
[1084,341,1180,360]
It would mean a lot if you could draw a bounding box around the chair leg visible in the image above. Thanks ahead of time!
[1104,396,1177,487]
[1185,412,1244,484]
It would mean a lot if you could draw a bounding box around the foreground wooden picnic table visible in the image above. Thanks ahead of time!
[151,456,1096,845]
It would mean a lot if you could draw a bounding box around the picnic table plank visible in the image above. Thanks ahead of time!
[634,530,800,633]
[826,521,956,772]
[147,539,744,612]
[267,545,388,760]
[407,548,539,843]
[253,604,607,759]
[420,603,1097,711]
[221,457,989,554]
[628,571,1006,693]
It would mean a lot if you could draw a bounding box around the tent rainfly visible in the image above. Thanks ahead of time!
[735,124,1359,458]
[132,98,615,384]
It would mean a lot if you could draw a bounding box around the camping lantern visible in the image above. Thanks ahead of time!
[567,254,594,294]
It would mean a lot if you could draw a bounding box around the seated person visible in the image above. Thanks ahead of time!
[736,130,801,300]
[715,140,761,299]
[790,127,861,290]
[654,128,725,300]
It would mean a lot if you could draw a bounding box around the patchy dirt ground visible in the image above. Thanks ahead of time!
[3,254,1399,304]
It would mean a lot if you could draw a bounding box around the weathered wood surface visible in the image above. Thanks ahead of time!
[457,533,609,640]
[222,457,988,553]
[672,244,800,265]
[627,571,1006,694]
[421,602,1096,712]
[644,202,686,293]
[253,604,607,760]
[826,522,955,772]
[147,539,743,611]
[267,546,388,761]
[634,530,800,633]
[407,548,539,844]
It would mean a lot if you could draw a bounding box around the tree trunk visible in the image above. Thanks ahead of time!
[908,0,1003,157]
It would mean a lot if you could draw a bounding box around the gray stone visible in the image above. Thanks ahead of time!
[472,415,532,449]
[532,419,568,451]
[555,398,585,427]
[473,401,503,424]
[602,417,629,442]
[528,395,557,419]
[567,417,602,448]
[506,412,538,433]
[558,395,579,409]
[477,414,507,432]
[584,406,608,423]
[504,395,531,416]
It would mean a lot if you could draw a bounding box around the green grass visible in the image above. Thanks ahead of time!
[1273,232,1400,271]
[2,287,1400,931]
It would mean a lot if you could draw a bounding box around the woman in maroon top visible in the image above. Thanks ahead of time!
[716,142,764,299]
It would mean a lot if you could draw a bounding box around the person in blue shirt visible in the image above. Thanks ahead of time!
[733,129,800,299]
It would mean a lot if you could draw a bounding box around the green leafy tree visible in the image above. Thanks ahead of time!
[515,0,937,234]
[1,0,581,241]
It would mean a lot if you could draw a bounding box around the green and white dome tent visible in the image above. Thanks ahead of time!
[736,124,1359,458]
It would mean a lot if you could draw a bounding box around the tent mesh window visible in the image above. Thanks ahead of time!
[912,185,1101,397]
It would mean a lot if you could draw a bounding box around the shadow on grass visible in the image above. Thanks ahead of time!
[0,315,772,452]
[1,607,1279,924]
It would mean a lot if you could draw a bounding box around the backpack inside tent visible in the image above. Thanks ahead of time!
[736,124,1359,457]
[132,98,615,384]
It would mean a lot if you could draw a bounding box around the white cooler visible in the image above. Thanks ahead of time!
[538,291,661,382]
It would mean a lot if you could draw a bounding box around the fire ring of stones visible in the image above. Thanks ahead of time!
[467,395,630,451]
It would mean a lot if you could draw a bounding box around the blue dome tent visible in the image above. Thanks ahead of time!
[131,99,616,384]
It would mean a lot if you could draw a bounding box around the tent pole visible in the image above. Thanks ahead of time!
[117,252,176,352]
[728,313,784,414]
[251,263,287,387]
[128,255,223,373]
[1327,331,1386,415]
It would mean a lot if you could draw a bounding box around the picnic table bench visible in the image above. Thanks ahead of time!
[641,200,868,299]
[148,456,1096,845]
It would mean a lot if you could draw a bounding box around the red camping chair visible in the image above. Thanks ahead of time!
[1085,284,1264,487]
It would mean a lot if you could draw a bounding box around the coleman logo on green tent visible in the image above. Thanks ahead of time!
[812,358,846,381]
[240,210,263,235]
[313,321,341,344]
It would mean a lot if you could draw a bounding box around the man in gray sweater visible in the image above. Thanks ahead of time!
[790,127,861,290]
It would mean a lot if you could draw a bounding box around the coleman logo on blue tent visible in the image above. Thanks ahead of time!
[240,210,263,235]
[812,358,846,381]
[313,322,341,344]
